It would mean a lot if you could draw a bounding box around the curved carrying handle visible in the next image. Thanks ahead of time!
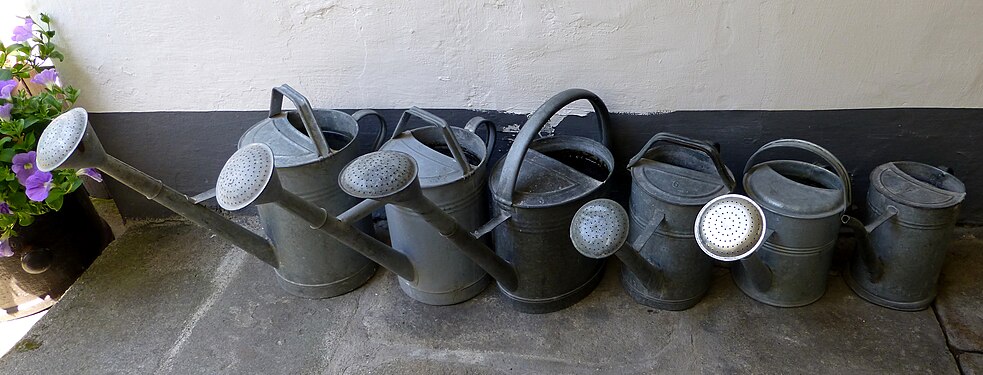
[497,88,611,205]
[351,109,389,151]
[628,132,736,191]
[464,116,497,163]
[391,107,472,176]
[743,139,852,206]
[270,84,332,158]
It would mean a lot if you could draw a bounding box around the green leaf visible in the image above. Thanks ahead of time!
[0,149,15,163]
[17,213,34,227]
[0,69,10,80]
[45,190,64,211]
[40,13,50,24]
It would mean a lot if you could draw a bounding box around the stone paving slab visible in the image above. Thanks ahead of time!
[0,218,962,374]
[962,353,983,375]
[936,229,983,354]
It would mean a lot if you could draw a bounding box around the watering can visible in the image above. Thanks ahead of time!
[34,98,388,299]
[570,133,735,310]
[376,107,497,305]
[236,85,387,298]
[843,161,965,311]
[480,88,614,313]
[723,139,852,307]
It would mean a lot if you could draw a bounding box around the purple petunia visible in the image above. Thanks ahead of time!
[11,17,33,42]
[0,202,10,215]
[0,80,16,100]
[0,103,11,120]
[0,240,11,258]
[31,69,59,89]
[76,168,102,182]
[12,151,38,185]
[25,171,53,202]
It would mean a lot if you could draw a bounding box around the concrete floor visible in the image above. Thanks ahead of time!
[0,216,979,374]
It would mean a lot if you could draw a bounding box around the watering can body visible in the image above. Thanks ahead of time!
[845,162,965,311]
[381,110,497,305]
[738,140,850,307]
[487,89,614,313]
[626,133,735,310]
[238,86,387,298]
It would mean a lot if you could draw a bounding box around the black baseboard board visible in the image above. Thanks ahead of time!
[88,108,982,223]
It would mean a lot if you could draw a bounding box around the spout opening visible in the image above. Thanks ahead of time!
[37,107,89,172]
[339,150,418,200]
[216,143,276,211]
[570,199,630,259]
[695,194,767,261]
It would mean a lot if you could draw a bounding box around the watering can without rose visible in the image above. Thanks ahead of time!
[842,161,966,311]
[570,133,736,311]
[235,85,389,298]
[216,144,520,300]
[34,100,386,299]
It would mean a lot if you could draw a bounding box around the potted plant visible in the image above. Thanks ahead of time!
[0,14,112,320]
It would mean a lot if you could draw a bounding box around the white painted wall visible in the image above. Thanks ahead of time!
[10,1,983,113]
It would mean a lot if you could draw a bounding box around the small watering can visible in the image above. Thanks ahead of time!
[732,139,852,307]
[571,133,735,310]
[482,88,615,313]
[843,161,966,311]
[377,107,496,305]
[236,85,387,298]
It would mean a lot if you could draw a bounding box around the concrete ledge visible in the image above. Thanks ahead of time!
[0,217,964,374]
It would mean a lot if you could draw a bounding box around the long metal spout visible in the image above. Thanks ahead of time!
[98,156,280,267]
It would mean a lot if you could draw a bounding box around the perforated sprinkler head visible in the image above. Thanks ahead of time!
[570,199,630,259]
[694,194,767,261]
[339,150,419,200]
[37,107,106,172]
[216,143,282,210]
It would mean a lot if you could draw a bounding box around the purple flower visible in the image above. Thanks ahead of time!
[25,171,53,201]
[0,240,11,258]
[12,151,38,185]
[31,69,59,89]
[11,17,33,42]
[0,80,17,100]
[76,168,102,182]
[0,202,10,215]
[0,103,11,120]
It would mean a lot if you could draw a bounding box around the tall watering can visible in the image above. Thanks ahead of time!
[236,85,388,298]
[729,139,852,307]
[570,133,735,310]
[482,88,615,313]
[376,107,496,305]
[843,161,965,311]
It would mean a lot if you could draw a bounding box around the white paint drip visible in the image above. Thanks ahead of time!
[155,249,246,374]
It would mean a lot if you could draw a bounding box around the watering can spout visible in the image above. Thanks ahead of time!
[35,108,281,267]
[841,206,898,283]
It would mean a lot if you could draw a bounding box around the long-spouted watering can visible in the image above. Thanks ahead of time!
[842,162,965,311]
[375,107,497,305]
[235,85,388,298]
[570,133,735,310]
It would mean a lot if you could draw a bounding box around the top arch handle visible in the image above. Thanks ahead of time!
[743,139,852,206]
[628,132,736,191]
[391,107,473,176]
[269,84,332,158]
[497,89,611,205]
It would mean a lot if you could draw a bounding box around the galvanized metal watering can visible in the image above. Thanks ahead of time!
[236,85,388,298]
[377,107,497,305]
[570,133,735,310]
[482,88,615,313]
[729,139,853,307]
[843,161,965,311]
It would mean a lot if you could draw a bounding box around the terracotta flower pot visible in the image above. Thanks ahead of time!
[0,189,114,321]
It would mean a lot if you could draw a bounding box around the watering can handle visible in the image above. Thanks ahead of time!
[269,85,332,158]
[743,139,852,206]
[464,117,497,163]
[628,132,736,191]
[351,110,389,151]
[497,89,611,205]
[390,107,473,176]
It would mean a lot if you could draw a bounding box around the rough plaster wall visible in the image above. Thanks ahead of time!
[11,0,983,113]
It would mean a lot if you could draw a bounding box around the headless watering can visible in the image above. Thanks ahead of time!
[843,162,965,311]
[236,85,388,298]
[719,139,852,307]
[570,133,735,310]
[377,107,497,305]
[481,88,614,313]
